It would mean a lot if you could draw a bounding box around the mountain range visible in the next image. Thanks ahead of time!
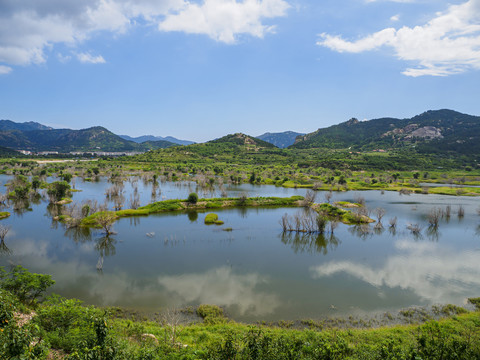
[119,135,195,146]
[291,109,480,156]
[0,110,478,161]
[0,121,176,153]
[256,131,304,148]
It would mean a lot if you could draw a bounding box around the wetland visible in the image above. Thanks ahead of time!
[0,174,479,323]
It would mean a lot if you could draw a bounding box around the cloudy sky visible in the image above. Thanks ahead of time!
[0,0,479,142]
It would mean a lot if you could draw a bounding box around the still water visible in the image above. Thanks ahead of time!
[0,176,479,322]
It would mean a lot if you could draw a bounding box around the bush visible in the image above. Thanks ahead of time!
[0,320,48,359]
[0,288,16,328]
[36,295,106,353]
[0,265,55,305]
[468,297,480,310]
[187,192,198,204]
[47,181,71,202]
[197,304,226,325]
[205,213,219,224]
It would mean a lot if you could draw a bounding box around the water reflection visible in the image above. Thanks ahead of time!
[129,217,141,227]
[64,227,92,244]
[1,174,479,320]
[0,239,11,255]
[157,267,280,316]
[12,198,32,216]
[281,232,340,255]
[187,211,198,222]
[310,239,480,304]
[348,224,373,240]
[426,227,440,242]
[95,236,117,258]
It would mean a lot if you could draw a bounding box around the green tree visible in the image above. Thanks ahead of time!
[187,192,198,204]
[0,265,55,305]
[47,181,71,202]
[95,211,117,236]
[31,176,41,192]
[60,173,73,183]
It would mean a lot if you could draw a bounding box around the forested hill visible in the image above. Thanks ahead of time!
[0,119,53,131]
[0,126,176,152]
[120,134,194,146]
[135,133,289,164]
[291,109,480,156]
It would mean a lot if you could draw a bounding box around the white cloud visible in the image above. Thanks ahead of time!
[158,0,290,43]
[0,0,289,71]
[390,14,400,22]
[318,0,480,76]
[0,65,12,74]
[57,53,72,63]
[310,239,480,304]
[77,52,106,64]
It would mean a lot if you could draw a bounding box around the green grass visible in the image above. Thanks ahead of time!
[204,213,219,224]
[80,196,305,228]
[315,203,373,224]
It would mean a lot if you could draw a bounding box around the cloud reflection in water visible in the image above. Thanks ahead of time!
[158,267,280,316]
[310,239,480,304]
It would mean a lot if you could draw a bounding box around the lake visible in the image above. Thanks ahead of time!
[1,175,479,322]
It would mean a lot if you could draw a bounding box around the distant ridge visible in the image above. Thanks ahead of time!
[291,109,480,156]
[257,131,304,148]
[0,119,53,132]
[0,120,176,152]
[120,134,194,146]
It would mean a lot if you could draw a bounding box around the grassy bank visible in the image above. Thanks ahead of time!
[78,196,374,229]
[80,196,304,227]
[1,265,480,359]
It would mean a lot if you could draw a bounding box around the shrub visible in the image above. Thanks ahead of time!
[36,295,105,352]
[0,265,55,305]
[187,192,198,204]
[205,213,219,224]
[197,304,226,325]
[47,181,71,202]
[468,297,480,310]
[0,289,16,328]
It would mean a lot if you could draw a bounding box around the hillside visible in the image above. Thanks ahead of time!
[0,119,53,131]
[135,132,290,164]
[120,134,194,146]
[0,145,22,157]
[0,126,176,153]
[291,109,480,157]
[257,131,304,148]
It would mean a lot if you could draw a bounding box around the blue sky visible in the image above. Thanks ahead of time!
[0,0,479,142]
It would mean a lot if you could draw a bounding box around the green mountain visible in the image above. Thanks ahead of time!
[0,145,22,157]
[210,133,277,148]
[136,133,288,164]
[0,125,175,153]
[257,131,305,148]
[0,119,53,131]
[120,134,194,146]
[291,109,480,156]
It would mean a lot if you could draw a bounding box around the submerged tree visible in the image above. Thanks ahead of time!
[428,207,442,229]
[47,181,71,203]
[95,211,117,236]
